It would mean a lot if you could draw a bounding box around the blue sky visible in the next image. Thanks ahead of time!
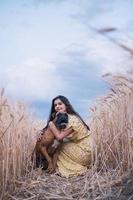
[0,0,133,120]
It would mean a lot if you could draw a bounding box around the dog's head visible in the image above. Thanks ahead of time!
[54,112,68,130]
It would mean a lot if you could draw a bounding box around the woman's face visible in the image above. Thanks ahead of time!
[54,98,67,113]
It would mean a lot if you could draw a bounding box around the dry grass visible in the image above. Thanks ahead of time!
[90,72,133,173]
[0,89,44,198]
[0,71,133,200]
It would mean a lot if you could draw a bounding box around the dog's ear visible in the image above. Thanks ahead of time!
[52,112,56,119]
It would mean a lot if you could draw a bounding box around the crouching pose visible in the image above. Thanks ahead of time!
[47,95,93,178]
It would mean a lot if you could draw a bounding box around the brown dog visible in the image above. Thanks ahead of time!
[32,113,71,173]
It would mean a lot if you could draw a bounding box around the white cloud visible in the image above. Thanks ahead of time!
[83,0,133,76]
[2,58,67,101]
[86,35,132,75]
[0,0,133,120]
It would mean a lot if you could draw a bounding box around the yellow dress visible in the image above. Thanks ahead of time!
[57,114,92,178]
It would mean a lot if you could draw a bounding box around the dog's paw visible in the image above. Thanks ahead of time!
[47,162,54,173]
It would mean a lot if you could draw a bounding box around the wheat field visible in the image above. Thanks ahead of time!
[0,89,44,199]
[0,72,133,199]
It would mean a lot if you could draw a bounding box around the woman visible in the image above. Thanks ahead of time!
[47,95,93,178]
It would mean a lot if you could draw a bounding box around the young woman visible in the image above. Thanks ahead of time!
[47,95,92,178]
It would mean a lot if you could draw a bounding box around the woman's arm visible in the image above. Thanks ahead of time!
[49,121,73,140]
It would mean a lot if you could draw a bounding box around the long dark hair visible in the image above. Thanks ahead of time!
[45,95,90,130]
